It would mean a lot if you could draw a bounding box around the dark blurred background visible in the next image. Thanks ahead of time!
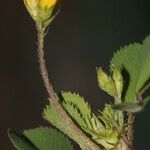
[0,0,150,149]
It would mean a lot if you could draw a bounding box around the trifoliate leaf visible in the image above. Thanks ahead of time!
[61,92,93,128]
[60,92,102,132]
[43,102,91,149]
[44,92,105,147]
[60,92,124,149]
[23,127,73,150]
[60,92,111,148]
[61,92,91,116]
[43,92,125,149]
[8,129,37,150]
[111,36,150,103]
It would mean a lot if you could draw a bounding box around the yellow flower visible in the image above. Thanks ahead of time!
[24,0,57,25]
[39,0,57,9]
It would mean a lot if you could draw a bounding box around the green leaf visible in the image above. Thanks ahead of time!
[23,127,73,150]
[60,92,124,149]
[43,102,67,130]
[61,92,93,127]
[43,92,124,149]
[111,36,150,103]
[61,92,91,116]
[43,102,84,149]
[8,129,37,150]
[8,127,73,150]
[43,92,104,147]
[96,105,124,148]
[136,36,150,91]
[60,92,102,132]
[43,102,100,150]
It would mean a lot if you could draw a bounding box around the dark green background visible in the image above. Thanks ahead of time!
[0,0,150,149]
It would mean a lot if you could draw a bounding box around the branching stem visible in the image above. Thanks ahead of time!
[36,24,100,150]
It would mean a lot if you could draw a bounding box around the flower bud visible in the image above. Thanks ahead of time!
[39,0,57,9]
[24,0,57,25]
[112,66,123,99]
[97,68,117,97]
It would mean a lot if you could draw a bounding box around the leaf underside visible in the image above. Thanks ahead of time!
[24,127,73,150]
[8,129,37,150]
[8,127,73,150]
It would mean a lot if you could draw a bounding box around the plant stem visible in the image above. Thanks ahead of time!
[139,82,150,96]
[127,113,135,150]
[120,138,133,150]
[36,24,101,150]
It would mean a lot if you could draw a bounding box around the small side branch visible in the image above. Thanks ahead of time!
[139,82,150,96]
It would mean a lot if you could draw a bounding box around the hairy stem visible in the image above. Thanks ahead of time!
[36,24,101,150]
[127,113,135,150]
[120,138,133,150]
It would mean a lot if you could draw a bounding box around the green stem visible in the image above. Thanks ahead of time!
[143,95,150,106]
[139,82,150,96]
[36,23,101,150]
